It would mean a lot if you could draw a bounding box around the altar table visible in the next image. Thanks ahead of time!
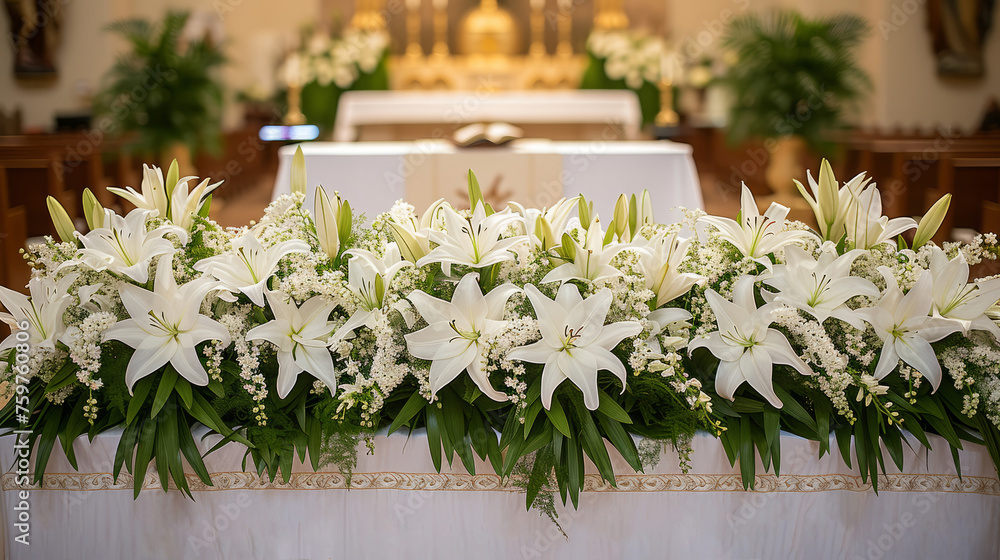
[270,140,704,225]
[1,429,997,560]
[332,90,643,142]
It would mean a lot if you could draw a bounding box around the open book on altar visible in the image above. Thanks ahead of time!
[451,122,524,147]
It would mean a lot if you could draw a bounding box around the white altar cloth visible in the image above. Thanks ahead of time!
[332,90,643,142]
[1,429,997,560]
[270,140,703,225]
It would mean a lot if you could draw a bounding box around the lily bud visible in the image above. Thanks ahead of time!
[314,186,340,259]
[817,159,839,232]
[165,159,180,198]
[613,194,630,241]
[535,215,556,251]
[82,188,105,230]
[467,169,484,209]
[291,146,307,196]
[338,197,353,248]
[578,195,593,227]
[47,196,76,243]
[556,232,577,261]
[420,198,448,230]
[388,219,429,263]
[638,189,654,228]
[912,193,952,249]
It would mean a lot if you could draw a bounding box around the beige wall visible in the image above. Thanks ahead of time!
[0,0,996,132]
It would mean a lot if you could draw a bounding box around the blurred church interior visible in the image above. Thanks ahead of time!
[0,0,998,288]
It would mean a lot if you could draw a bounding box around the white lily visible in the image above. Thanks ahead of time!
[65,208,187,283]
[169,176,222,233]
[844,184,917,250]
[0,273,78,353]
[507,284,642,410]
[107,164,170,217]
[855,267,962,390]
[634,230,705,308]
[416,201,526,276]
[103,254,230,393]
[646,307,693,356]
[762,244,879,329]
[194,231,309,308]
[689,276,814,408]
[927,247,1000,340]
[329,243,412,345]
[793,160,869,243]
[699,184,815,259]
[246,290,338,399]
[404,273,519,401]
[510,196,578,252]
[542,219,632,284]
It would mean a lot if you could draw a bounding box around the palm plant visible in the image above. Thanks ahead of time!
[94,11,225,157]
[721,11,870,153]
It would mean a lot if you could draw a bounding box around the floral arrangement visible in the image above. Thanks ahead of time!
[581,29,665,125]
[279,28,390,132]
[4,155,1000,520]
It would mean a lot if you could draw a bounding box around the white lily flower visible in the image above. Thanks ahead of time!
[404,273,519,401]
[793,160,870,243]
[65,208,187,283]
[507,284,642,410]
[194,232,309,307]
[329,243,412,345]
[927,247,1000,340]
[646,307,692,355]
[762,244,879,329]
[0,273,78,353]
[855,267,962,390]
[689,276,813,408]
[416,201,527,276]
[542,219,632,284]
[510,196,578,252]
[169,176,222,233]
[103,254,231,393]
[246,290,338,399]
[699,184,815,259]
[634,230,706,308]
[844,184,917,250]
[107,164,170,217]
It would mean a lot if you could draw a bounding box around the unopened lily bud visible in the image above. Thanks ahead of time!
[314,186,340,259]
[912,193,952,249]
[47,196,76,243]
[291,146,307,196]
[82,188,105,230]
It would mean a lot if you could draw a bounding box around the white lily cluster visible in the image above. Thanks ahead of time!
[5,158,1000,442]
[281,29,389,89]
[587,29,664,89]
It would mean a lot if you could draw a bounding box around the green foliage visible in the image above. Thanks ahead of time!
[93,11,225,157]
[720,10,870,153]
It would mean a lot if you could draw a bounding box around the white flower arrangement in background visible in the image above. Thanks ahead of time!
[280,29,389,90]
[587,29,664,89]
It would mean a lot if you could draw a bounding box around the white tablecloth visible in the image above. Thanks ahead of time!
[270,140,704,225]
[1,429,997,560]
[332,90,643,142]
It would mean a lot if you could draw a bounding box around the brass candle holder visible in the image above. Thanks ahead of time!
[654,79,680,127]
[284,82,307,126]
[432,0,449,57]
[529,0,546,57]
[556,0,572,57]
[406,0,423,57]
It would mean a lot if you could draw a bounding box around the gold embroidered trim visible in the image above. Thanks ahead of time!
[3,472,999,495]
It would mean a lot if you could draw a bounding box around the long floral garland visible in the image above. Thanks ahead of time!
[3,154,1000,519]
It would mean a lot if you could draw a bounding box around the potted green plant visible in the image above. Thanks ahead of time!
[93,11,225,170]
[720,11,870,203]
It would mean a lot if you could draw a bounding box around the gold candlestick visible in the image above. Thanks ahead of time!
[556,0,572,57]
[285,82,306,126]
[529,0,546,57]
[654,79,679,127]
[405,0,423,57]
[432,0,449,57]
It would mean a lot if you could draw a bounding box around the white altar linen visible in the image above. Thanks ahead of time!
[332,90,643,142]
[270,140,704,225]
[1,429,997,560]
